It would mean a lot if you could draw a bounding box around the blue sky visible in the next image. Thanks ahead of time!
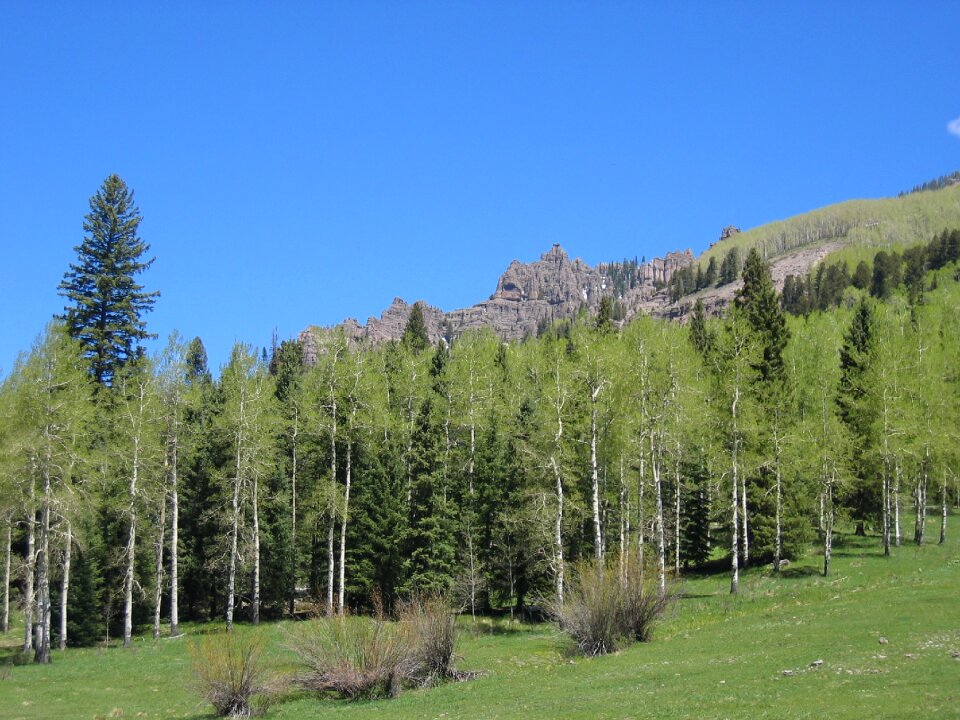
[2,2,959,375]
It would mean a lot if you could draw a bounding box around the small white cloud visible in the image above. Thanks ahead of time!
[949,116,960,138]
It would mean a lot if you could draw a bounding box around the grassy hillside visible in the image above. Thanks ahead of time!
[2,526,958,719]
[699,183,960,268]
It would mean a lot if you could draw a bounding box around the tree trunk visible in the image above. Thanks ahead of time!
[893,459,902,546]
[337,438,352,616]
[327,402,337,618]
[651,429,666,599]
[740,472,749,569]
[326,519,335,617]
[122,466,137,648]
[590,400,602,559]
[674,447,682,575]
[730,387,740,596]
[58,523,72,651]
[289,412,298,617]
[823,477,833,577]
[169,428,180,637]
[939,469,947,546]
[23,473,36,652]
[252,473,260,625]
[882,459,891,557]
[226,423,243,632]
[2,516,10,634]
[34,465,52,664]
[914,455,928,545]
[551,456,565,603]
[153,487,166,640]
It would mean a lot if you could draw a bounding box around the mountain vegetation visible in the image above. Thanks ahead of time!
[0,174,958,720]
[3,179,959,664]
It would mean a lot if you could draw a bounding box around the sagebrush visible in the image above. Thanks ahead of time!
[189,629,274,717]
[290,593,464,700]
[547,555,671,656]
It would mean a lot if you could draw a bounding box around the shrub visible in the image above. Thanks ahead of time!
[546,555,672,656]
[397,593,461,685]
[290,592,467,700]
[289,600,410,700]
[189,630,274,718]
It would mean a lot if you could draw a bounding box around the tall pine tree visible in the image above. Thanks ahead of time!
[59,175,158,386]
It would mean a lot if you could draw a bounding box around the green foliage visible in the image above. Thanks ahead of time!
[402,303,430,354]
[58,175,158,386]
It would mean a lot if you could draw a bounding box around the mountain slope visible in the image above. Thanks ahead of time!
[302,182,960,347]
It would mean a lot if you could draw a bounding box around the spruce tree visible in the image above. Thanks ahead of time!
[402,302,431,354]
[59,175,158,386]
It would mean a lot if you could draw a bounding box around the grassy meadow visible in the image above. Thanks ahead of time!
[1,526,958,720]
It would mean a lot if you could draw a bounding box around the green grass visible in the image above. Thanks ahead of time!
[2,529,959,719]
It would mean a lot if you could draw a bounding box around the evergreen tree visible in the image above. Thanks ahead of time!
[704,256,719,287]
[59,175,159,386]
[719,247,742,285]
[402,302,431,354]
[837,298,878,536]
[689,300,713,357]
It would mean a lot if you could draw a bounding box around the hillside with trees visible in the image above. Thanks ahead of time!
[2,177,959,668]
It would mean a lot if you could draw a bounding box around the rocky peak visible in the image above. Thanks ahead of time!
[302,244,695,353]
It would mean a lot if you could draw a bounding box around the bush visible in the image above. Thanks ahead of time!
[189,630,274,718]
[290,592,466,700]
[397,593,462,685]
[546,555,672,656]
[289,599,410,700]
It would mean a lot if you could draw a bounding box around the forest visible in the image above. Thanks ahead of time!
[1,175,958,670]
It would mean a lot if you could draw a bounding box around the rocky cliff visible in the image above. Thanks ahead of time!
[300,244,694,353]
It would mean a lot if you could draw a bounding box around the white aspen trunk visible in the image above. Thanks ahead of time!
[818,489,825,535]
[327,399,337,618]
[674,448,681,574]
[467,410,478,619]
[940,469,948,545]
[123,455,138,649]
[619,455,627,585]
[34,463,52,663]
[740,472,749,569]
[169,425,180,637]
[590,399,602,559]
[882,458,891,557]
[289,412,298,617]
[730,387,740,596]
[23,470,36,652]
[2,516,10,634]
[915,454,928,545]
[252,472,260,625]
[551,456,564,603]
[637,449,646,568]
[773,423,783,572]
[893,460,902,547]
[58,523,72,650]
[326,520,335,617]
[226,409,243,632]
[774,462,783,571]
[650,452,667,597]
[823,473,834,577]
[337,438,352,616]
[153,486,166,640]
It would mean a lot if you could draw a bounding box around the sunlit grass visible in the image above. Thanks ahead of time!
[1,524,958,719]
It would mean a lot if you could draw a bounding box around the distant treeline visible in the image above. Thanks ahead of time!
[782,227,960,315]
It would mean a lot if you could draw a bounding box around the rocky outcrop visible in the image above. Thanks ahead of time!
[301,244,695,351]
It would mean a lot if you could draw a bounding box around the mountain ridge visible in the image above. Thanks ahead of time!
[301,181,960,352]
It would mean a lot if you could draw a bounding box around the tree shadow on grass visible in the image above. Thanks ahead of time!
[778,566,821,579]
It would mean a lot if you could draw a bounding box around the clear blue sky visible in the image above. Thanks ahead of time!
[2,2,959,375]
